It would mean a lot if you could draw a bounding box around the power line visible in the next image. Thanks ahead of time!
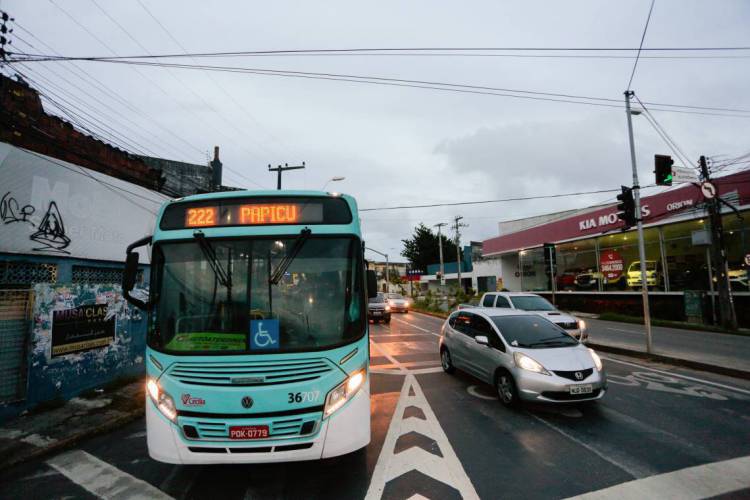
[359,187,633,211]
[12,45,750,63]
[12,21,207,160]
[627,0,656,90]
[134,0,294,161]
[36,58,750,118]
[634,94,695,170]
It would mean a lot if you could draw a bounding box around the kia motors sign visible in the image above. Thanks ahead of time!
[600,251,624,281]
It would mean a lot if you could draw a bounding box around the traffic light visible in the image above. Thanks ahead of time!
[616,186,636,229]
[654,154,674,186]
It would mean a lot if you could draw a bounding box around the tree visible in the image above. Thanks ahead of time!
[401,223,461,273]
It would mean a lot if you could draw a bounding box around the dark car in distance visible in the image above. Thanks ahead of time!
[368,293,391,324]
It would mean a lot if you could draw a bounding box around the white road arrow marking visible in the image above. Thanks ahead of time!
[365,373,479,500]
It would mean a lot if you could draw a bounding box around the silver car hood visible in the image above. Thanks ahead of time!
[389,299,408,305]
[516,345,594,371]
[531,310,577,324]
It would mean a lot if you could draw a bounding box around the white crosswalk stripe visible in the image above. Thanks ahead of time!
[47,449,173,500]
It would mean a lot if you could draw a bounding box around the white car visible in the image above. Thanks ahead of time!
[476,292,588,342]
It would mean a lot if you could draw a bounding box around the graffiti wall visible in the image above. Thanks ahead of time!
[25,282,148,408]
[0,142,168,262]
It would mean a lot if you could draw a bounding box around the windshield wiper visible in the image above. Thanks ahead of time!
[193,230,231,289]
[269,228,311,285]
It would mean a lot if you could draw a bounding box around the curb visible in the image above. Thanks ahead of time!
[0,405,144,472]
[588,342,750,380]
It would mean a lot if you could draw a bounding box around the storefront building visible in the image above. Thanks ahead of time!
[482,170,750,327]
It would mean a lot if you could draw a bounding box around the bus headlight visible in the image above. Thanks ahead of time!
[147,378,177,422]
[324,369,366,418]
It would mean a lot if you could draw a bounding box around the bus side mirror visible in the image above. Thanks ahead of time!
[367,270,378,298]
[123,235,152,310]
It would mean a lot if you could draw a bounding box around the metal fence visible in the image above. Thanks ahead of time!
[0,289,32,403]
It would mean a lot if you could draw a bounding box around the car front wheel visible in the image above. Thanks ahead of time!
[496,371,519,407]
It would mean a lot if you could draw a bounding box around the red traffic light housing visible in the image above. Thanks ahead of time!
[654,154,674,186]
[616,186,636,229]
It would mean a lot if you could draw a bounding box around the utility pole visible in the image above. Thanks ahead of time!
[624,90,653,354]
[268,162,305,190]
[699,155,738,330]
[453,216,468,292]
[434,222,447,287]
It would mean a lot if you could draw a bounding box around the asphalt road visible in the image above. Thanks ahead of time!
[584,317,750,372]
[2,312,750,499]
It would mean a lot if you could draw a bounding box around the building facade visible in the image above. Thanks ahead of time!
[481,170,750,326]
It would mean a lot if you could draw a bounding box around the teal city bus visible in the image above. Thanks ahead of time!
[122,191,376,464]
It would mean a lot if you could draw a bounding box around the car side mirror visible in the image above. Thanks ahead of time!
[366,269,378,298]
[475,335,489,346]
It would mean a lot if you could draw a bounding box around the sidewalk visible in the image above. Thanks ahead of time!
[0,379,145,471]
[584,317,750,379]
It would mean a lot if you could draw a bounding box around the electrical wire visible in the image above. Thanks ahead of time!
[12,45,750,63]
[635,94,695,170]
[627,0,656,90]
[43,58,750,118]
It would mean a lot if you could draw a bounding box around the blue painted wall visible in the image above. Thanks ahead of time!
[0,253,149,422]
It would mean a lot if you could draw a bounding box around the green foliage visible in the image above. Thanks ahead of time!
[401,223,461,273]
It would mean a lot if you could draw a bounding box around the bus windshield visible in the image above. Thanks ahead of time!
[150,236,364,354]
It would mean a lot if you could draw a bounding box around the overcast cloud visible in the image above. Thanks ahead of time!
[2,0,748,263]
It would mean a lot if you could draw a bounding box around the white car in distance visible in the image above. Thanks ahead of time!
[473,292,588,342]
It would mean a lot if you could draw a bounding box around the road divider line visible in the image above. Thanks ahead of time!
[529,414,654,479]
[370,341,408,373]
[566,454,750,500]
[602,356,750,396]
[606,327,645,335]
[47,449,173,499]
[392,317,441,337]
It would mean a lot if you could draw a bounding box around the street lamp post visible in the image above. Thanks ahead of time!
[434,223,447,288]
[321,176,345,191]
[366,246,389,293]
[624,90,653,354]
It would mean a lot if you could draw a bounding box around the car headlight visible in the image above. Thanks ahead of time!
[147,378,177,422]
[579,319,586,331]
[385,305,391,312]
[588,348,603,371]
[513,352,550,376]
[324,368,366,418]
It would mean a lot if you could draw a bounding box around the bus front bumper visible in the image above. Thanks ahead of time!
[146,383,371,464]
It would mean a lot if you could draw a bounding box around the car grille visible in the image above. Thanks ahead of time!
[553,368,594,381]
[557,321,579,330]
[185,416,319,441]
[167,359,334,387]
[541,388,601,401]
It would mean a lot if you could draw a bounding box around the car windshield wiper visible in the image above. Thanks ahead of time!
[269,228,311,285]
[193,230,231,289]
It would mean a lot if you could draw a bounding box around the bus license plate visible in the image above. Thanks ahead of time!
[569,384,593,395]
[229,425,269,440]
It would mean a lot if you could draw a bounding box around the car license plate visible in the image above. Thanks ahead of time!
[569,384,593,395]
[229,425,269,440]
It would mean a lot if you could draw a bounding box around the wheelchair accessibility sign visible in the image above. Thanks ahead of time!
[250,319,280,350]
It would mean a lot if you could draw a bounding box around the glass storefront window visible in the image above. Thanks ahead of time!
[661,219,711,291]
[556,239,598,291]
[724,215,749,291]
[598,228,663,291]
[518,247,548,292]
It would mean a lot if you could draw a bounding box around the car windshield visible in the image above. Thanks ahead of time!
[387,294,404,299]
[150,237,364,354]
[629,261,657,272]
[369,295,385,303]
[490,315,578,348]
[509,295,556,311]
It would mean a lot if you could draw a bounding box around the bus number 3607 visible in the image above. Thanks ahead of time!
[288,391,320,404]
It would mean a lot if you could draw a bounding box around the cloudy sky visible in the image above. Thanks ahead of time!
[2,0,749,263]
